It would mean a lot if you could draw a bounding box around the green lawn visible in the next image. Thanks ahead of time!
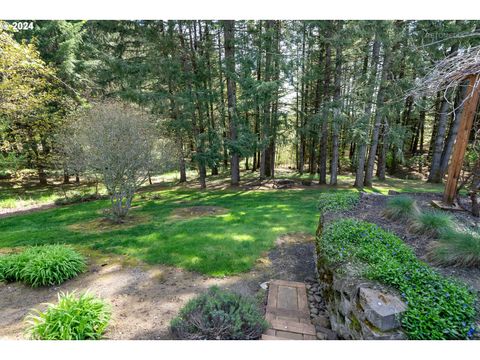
[0,172,447,277]
[0,188,327,276]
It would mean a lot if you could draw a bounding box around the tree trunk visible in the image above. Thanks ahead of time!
[260,21,274,179]
[376,119,388,181]
[38,166,47,185]
[223,20,240,186]
[217,29,229,170]
[63,170,70,184]
[330,32,342,186]
[439,81,469,178]
[428,91,452,183]
[364,48,391,187]
[428,45,459,183]
[179,146,187,183]
[319,34,331,184]
[354,37,380,189]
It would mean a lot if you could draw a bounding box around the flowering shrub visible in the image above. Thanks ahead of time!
[319,218,477,340]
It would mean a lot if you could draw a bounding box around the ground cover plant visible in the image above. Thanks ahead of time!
[318,218,477,339]
[25,291,111,340]
[0,188,320,276]
[170,286,267,340]
[0,245,86,287]
[317,191,360,214]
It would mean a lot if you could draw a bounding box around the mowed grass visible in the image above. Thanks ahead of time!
[0,188,323,276]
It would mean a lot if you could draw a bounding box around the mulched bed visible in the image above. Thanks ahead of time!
[324,192,480,293]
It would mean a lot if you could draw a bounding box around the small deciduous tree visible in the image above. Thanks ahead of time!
[73,102,156,222]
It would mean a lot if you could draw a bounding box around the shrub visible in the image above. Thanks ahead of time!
[409,211,453,237]
[319,219,477,339]
[54,193,104,206]
[25,291,111,340]
[170,286,268,340]
[317,191,360,214]
[383,195,420,220]
[20,245,86,287]
[428,228,480,267]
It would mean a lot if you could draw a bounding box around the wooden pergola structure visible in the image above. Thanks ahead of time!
[411,46,480,207]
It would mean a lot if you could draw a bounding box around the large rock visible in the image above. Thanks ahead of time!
[358,287,407,332]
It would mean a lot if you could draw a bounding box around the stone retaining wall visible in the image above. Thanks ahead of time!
[316,226,407,340]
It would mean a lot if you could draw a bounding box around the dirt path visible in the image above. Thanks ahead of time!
[0,232,316,340]
[0,203,57,219]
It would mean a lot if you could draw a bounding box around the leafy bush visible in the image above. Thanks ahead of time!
[170,286,268,340]
[383,195,420,220]
[428,228,480,267]
[319,219,477,339]
[409,211,453,237]
[25,291,111,340]
[317,191,359,214]
[0,245,86,287]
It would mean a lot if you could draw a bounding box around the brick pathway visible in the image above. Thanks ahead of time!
[262,280,316,340]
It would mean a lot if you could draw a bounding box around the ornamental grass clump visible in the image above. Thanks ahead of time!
[409,210,454,238]
[319,219,477,340]
[170,286,268,340]
[25,291,111,340]
[428,228,480,267]
[383,195,420,220]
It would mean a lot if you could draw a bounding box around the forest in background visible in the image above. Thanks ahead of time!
[1,20,480,193]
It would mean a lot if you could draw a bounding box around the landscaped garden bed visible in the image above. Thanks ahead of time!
[315,192,480,340]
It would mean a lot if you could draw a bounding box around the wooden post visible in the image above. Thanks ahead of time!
[443,74,480,204]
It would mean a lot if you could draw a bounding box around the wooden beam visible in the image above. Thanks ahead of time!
[443,74,480,204]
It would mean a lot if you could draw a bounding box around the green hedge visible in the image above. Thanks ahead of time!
[319,218,477,339]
